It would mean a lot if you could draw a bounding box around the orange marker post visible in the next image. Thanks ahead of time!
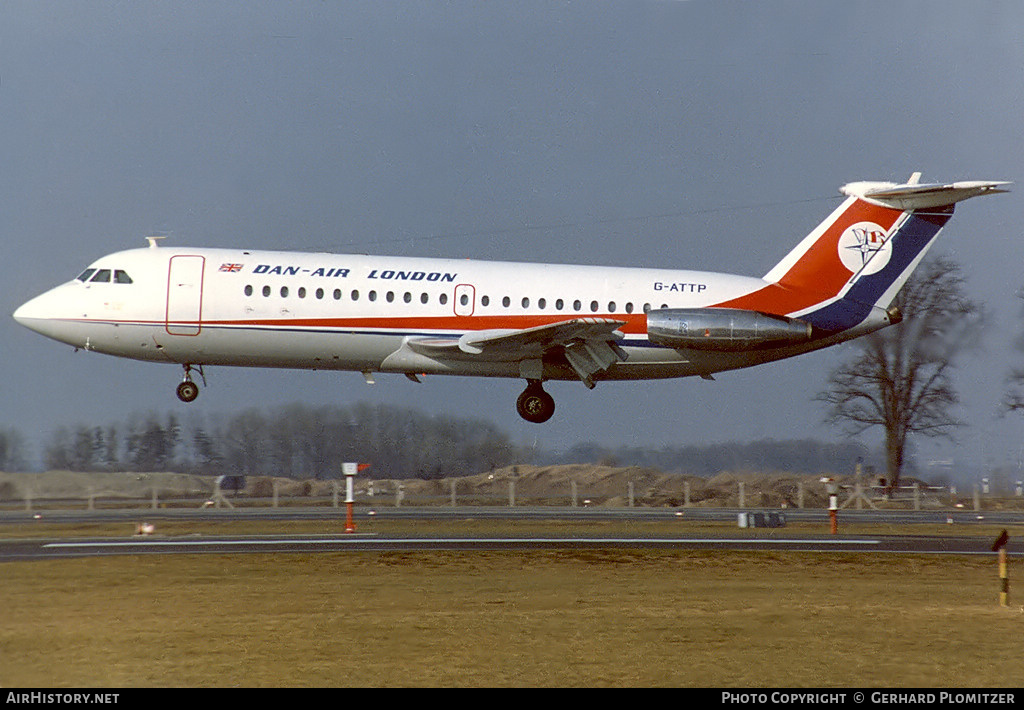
[342,462,358,533]
[821,477,839,535]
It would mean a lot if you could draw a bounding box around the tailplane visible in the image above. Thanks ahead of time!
[715,174,1008,333]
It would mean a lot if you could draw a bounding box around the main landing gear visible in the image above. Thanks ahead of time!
[176,364,205,403]
[516,380,555,424]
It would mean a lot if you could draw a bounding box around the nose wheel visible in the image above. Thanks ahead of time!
[176,364,205,403]
[516,381,555,423]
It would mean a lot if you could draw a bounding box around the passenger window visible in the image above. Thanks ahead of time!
[538,298,546,310]
[502,296,511,308]
[90,269,111,283]
[114,270,133,284]
[76,269,96,282]
[590,300,599,312]
[556,299,564,310]
[480,295,489,307]
[573,300,582,311]
[244,285,253,297]
[421,293,429,304]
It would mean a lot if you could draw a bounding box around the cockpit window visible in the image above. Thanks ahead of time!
[90,269,112,283]
[114,270,133,284]
[76,269,96,282]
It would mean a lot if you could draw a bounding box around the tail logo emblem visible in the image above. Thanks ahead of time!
[837,221,891,275]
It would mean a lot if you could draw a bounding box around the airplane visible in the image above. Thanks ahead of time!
[13,174,1008,423]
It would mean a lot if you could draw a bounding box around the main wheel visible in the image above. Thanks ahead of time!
[176,380,200,403]
[516,385,555,423]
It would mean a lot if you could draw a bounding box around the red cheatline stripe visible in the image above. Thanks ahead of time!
[201,313,651,334]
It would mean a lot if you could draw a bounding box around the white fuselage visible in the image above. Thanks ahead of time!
[13,245,834,383]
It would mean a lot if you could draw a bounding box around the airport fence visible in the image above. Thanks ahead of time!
[1,473,1023,513]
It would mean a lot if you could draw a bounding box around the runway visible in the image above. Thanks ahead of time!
[2,533,1021,561]
[2,505,1022,561]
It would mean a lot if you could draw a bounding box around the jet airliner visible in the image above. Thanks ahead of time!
[13,175,1007,423]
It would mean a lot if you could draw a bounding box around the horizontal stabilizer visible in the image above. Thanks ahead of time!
[840,178,1010,210]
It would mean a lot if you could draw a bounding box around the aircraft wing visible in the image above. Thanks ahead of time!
[407,317,628,387]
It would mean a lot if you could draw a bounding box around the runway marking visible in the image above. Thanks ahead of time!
[44,537,883,549]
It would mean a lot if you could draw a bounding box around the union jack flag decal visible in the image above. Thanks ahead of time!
[219,263,243,273]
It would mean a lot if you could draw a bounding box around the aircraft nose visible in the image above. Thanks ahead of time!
[12,289,68,338]
[12,296,43,328]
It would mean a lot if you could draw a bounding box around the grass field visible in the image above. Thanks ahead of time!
[2,520,1022,688]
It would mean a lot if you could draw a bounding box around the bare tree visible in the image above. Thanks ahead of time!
[1001,290,1024,415]
[817,254,984,492]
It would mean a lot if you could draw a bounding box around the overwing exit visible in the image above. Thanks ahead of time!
[13,175,1008,423]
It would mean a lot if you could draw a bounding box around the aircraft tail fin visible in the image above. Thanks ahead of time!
[717,175,1008,332]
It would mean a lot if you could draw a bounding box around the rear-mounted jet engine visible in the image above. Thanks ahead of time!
[647,308,813,352]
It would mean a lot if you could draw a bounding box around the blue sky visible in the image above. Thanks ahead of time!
[3,1,1022,476]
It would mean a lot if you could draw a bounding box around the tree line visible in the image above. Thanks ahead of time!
[25,403,525,480]
[1,401,881,480]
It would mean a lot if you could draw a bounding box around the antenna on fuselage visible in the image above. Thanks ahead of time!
[145,236,166,249]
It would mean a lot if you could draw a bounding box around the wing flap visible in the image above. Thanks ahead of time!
[405,317,628,385]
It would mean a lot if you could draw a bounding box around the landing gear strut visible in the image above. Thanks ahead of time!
[176,364,205,403]
[516,381,555,423]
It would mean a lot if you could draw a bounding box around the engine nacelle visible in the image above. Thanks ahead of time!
[647,308,813,352]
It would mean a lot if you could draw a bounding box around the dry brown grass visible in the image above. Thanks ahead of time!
[2,535,1022,688]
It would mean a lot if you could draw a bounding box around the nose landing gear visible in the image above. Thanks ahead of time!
[176,364,205,403]
[516,381,555,423]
